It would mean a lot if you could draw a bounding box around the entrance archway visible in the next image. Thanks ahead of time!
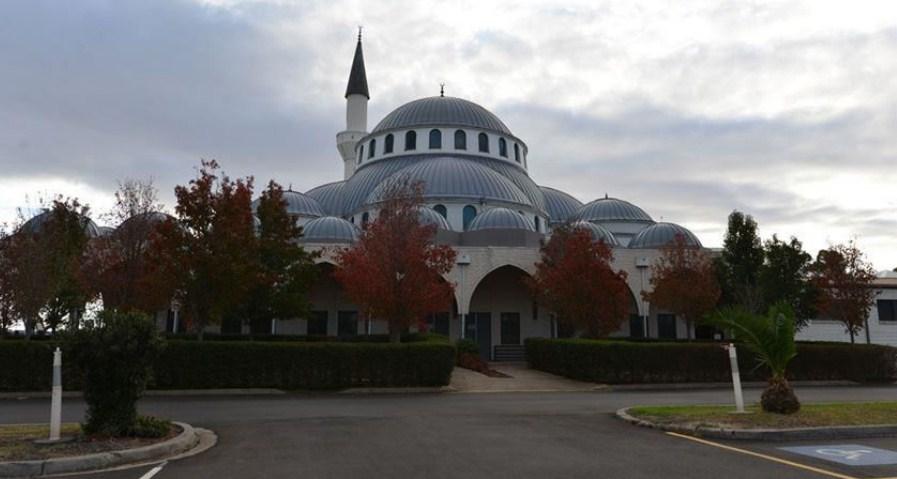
[467,265,545,360]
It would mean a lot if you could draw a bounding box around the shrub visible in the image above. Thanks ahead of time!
[152,340,455,389]
[0,335,455,391]
[129,415,172,438]
[525,338,897,384]
[66,311,164,436]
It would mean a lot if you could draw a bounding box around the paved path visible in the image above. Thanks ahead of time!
[4,384,897,478]
[450,363,602,392]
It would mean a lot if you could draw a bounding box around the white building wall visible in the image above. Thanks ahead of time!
[797,286,897,346]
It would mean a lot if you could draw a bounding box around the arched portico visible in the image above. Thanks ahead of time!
[464,264,547,360]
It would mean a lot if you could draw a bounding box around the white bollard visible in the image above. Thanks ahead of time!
[49,347,62,441]
[727,343,746,413]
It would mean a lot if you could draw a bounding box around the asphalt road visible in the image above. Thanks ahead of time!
[5,386,897,478]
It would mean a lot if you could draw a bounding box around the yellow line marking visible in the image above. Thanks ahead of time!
[666,432,858,479]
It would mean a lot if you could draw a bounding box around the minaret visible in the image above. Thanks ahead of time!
[336,28,370,179]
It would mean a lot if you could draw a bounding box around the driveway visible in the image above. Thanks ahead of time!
[4,384,897,478]
[450,362,603,392]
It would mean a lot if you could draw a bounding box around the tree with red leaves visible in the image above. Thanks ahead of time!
[811,241,878,344]
[149,161,257,339]
[528,225,630,338]
[333,179,456,343]
[643,234,720,339]
[79,179,175,314]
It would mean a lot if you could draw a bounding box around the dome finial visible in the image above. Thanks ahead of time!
[439,83,445,97]
[604,193,608,199]
[357,25,363,42]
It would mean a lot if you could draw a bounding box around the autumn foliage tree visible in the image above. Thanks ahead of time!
[528,225,630,338]
[643,234,720,339]
[811,241,878,344]
[149,161,257,339]
[238,181,318,333]
[333,179,456,343]
[79,179,175,314]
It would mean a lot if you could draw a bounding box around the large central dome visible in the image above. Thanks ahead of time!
[371,96,513,135]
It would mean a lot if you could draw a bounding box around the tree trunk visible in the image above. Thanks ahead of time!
[389,328,401,343]
[849,329,855,344]
[761,376,800,414]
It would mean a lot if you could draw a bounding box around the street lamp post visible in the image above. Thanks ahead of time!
[170,299,181,334]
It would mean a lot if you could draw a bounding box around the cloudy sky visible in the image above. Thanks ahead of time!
[1,0,896,269]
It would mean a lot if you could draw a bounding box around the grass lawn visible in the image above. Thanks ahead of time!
[0,423,176,462]
[628,402,897,429]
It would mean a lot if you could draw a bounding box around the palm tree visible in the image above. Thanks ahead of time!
[713,302,800,414]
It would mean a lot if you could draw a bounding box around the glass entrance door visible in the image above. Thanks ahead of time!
[500,313,520,345]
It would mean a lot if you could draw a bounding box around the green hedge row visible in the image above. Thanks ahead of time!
[525,338,897,384]
[0,339,455,391]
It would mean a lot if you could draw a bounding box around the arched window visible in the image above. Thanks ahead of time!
[514,143,520,163]
[429,129,442,149]
[454,130,466,150]
[362,212,369,227]
[358,145,364,164]
[499,138,507,157]
[405,131,417,151]
[433,204,447,218]
[384,134,394,154]
[534,216,541,232]
[478,133,489,153]
[463,205,477,231]
[368,139,376,159]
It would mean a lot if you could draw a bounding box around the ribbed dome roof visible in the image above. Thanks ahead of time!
[20,210,100,238]
[575,197,653,223]
[365,157,531,207]
[569,220,619,246]
[300,217,359,243]
[417,207,451,230]
[628,222,702,249]
[116,211,173,238]
[372,97,512,135]
[540,186,583,224]
[468,207,535,232]
[253,190,324,218]
[305,181,345,217]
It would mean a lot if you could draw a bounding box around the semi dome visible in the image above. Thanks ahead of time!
[540,186,583,224]
[372,96,512,136]
[116,211,173,238]
[468,207,535,232]
[417,207,451,230]
[20,210,100,238]
[574,197,653,223]
[253,190,325,218]
[569,220,619,246]
[305,181,346,217]
[628,222,702,249]
[365,157,531,207]
[300,216,359,243]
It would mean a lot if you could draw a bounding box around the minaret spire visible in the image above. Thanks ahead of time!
[345,27,369,99]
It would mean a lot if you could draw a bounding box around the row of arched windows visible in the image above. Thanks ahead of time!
[358,130,525,165]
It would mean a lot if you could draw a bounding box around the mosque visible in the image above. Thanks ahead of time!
[264,33,708,360]
[19,33,896,356]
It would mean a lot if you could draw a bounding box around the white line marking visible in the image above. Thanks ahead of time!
[138,461,167,479]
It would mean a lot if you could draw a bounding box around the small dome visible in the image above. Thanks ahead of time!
[417,207,451,230]
[300,216,359,243]
[540,186,583,224]
[569,220,619,246]
[116,211,172,236]
[574,197,653,223]
[305,181,346,217]
[468,207,535,232]
[20,210,100,238]
[365,157,532,207]
[253,190,325,219]
[628,222,702,249]
[372,96,512,136]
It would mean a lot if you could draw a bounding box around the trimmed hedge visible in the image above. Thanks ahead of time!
[525,338,897,384]
[0,338,455,391]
